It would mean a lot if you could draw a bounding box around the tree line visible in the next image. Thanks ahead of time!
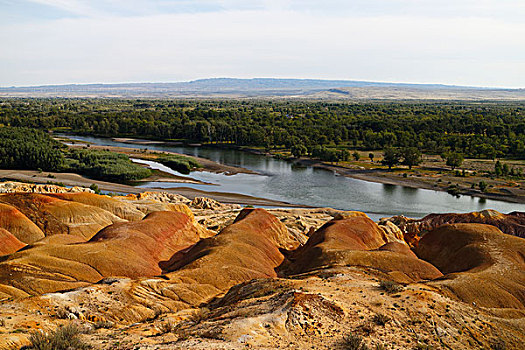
[0,127,151,182]
[1,99,524,160]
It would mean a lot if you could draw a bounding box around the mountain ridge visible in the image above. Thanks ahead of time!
[1,77,524,100]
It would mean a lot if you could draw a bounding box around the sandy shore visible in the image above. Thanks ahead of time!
[0,170,301,207]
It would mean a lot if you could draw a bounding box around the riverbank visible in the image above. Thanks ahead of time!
[60,135,525,206]
[292,158,525,204]
[0,169,301,208]
[64,142,259,176]
[187,143,524,205]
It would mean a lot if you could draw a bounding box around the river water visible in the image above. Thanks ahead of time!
[61,135,524,221]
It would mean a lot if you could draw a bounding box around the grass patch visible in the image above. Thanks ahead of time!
[27,323,91,350]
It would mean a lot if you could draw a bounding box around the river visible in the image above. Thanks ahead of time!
[61,135,524,221]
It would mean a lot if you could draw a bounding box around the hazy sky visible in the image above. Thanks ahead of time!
[1,0,524,87]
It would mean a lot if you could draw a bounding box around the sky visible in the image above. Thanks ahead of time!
[0,0,524,88]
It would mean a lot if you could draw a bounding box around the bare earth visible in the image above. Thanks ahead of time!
[0,184,522,349]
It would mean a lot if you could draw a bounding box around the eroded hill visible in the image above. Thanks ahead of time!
[0,183,523,349]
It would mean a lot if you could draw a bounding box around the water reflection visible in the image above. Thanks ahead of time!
[60,134,525,221]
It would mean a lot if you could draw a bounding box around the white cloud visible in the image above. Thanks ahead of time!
[0,1,524,87]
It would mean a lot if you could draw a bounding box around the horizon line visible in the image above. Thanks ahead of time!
[1,77,524,90]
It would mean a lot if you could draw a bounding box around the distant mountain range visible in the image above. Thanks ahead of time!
[1,78,524,100]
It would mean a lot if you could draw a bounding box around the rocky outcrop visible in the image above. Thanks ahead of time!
[416,223,525,310]
[126,191,190,204]
[383,209,525,245]
[0,183,523,349]
[0,181,93,194]
[190,197,228,210]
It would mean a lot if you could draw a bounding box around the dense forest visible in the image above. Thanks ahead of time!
[0,127,151,182]
[1,99,524,161]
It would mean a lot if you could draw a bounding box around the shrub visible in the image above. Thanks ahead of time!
[372,313,390,326]
[89,183,101,194]
[27,323,91,350]
[379,280,404,294]
[446,184,461,196]
[478,181,488,192]
[54,306,70,319]
[343,333,369,350]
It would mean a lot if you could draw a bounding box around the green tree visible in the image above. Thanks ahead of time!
[502,163,510,176]
[446,152,464,170]
[401,147,422,170]
[337,149,350,162]
[291,144,307,158]
[478,181,488,192]
[352,151,360,161]
[494,160,503,176]
[369,153,374,162]
[89,183,101,194]
[382,147,400,170]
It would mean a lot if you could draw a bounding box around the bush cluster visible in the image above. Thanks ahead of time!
[155,154,201,175]
[0,126,151,183]
[63,148,151,182]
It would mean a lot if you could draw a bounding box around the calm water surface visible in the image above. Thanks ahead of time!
[62,135,524,221]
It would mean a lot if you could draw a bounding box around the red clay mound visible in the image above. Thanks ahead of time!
[48,192,145,221]
[0,210,203,297]
[0,203,44,244]
[416,223,525,309]
[0,193,124,240]
[281,215,443,282]
[0,228,25,256]
[132,208,298,311]
[376,242,418,259]
[89,211,202,263]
